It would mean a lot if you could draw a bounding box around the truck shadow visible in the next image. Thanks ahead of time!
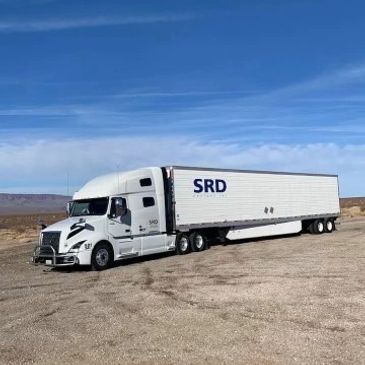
[210,231,303,247]
[112,251,174,268]
[54,232,304,273]
[54,251,175,273]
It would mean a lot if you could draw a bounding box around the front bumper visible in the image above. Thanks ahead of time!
[30,245,78,267]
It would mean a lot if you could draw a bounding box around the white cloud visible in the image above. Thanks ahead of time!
[0,0,56,3]
[0,13,197,33]
[2,62,365,137]
[0,137,364,196]
[112,90,251,98]
[0,106,76,116]
[248,63,365,103]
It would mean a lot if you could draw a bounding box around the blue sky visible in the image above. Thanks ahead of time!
[0,0,364,196]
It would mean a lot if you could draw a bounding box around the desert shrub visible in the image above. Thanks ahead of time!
[15,226,26,234]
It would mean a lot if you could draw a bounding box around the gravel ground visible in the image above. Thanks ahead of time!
[0,218,364,365]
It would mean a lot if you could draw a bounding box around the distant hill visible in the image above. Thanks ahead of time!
[340,197,365,209]
[0,194,71,215]
[0,193,364,216]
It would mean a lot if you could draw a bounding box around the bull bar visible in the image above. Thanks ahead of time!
[30,245,78,267]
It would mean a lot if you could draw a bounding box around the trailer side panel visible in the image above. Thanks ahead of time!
[172,167,340,230]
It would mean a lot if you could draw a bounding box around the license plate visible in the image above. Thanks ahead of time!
[46,260,52,265]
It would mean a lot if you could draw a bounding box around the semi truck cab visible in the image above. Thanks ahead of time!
[31,167,176,269]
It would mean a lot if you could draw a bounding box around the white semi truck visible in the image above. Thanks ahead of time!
[31,166,340,270]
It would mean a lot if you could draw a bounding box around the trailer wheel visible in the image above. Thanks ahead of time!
[176,234,191,255]
[313,219,325,234]
[91,242,113,271]
[324,219,334,233]
[190,232,207,252]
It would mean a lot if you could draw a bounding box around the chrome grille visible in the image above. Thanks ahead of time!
[41,231,61,253]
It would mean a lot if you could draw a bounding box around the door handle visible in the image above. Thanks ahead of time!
[125,229,130,233]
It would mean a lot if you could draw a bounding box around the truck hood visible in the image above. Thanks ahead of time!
[42,216,105,253]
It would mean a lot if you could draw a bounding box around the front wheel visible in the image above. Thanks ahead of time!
[91,243,113,271]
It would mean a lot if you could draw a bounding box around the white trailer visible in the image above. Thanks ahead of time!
[31,166,340,270]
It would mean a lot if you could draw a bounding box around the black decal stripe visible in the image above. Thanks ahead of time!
[67,227,85,240]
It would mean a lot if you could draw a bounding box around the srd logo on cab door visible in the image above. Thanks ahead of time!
[193,178,227,193]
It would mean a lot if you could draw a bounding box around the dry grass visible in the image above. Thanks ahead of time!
[340,197,365,217]
[0,213,66,243]
[341,206,365,217]
[0,212,66,231]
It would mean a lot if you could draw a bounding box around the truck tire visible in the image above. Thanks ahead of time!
[190,232,207,252]
[176,234,191,255]
[308,221,315,234]
[91,243,113,271]
[324,219,334,233]
[313,219,325,234]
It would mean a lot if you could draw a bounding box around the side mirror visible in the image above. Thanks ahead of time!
[109,197,127,218]
[37,219,47,230]
[66,201,73,217]
[116,198,127,217]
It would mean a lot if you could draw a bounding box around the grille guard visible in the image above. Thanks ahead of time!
[30,245,77,267]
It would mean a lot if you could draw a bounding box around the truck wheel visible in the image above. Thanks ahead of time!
[308,221,315,234]
[190,232,206,252]
[176,234,191,255]
[313,219,325,234]
[91,243,113,271]
[324,219,334,233]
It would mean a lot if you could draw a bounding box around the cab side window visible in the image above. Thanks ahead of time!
[142,197,155,207]
[140,178,152,187]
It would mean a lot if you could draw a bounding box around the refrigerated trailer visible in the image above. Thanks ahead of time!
[31,166,340,270]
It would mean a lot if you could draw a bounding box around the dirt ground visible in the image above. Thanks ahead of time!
[0,218,364,365]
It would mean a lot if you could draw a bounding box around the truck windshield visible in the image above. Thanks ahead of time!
[70,198,109,217]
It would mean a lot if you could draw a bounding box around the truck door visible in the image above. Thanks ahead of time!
[108,196,141,257]
[128,192,166,254]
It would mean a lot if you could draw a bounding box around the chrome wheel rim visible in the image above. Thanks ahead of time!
[179,237,189,252]
[318,222,324,232]
[327,221,333,231]
[195,235,204,249]
[96,248,109,266]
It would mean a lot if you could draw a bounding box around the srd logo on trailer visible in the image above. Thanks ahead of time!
[193,178,227,193]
